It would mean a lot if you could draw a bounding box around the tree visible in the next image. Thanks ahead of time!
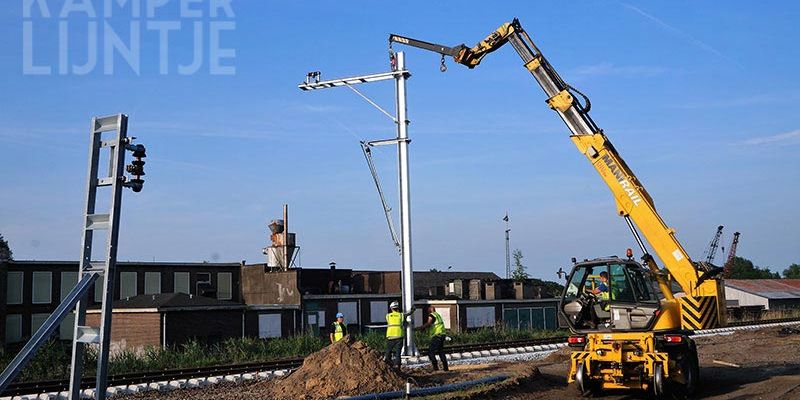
[784,264,800,279]
[511,249,529,281]
[0,233,12,262]
[726,256,780,279]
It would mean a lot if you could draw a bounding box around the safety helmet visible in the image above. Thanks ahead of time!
[390,301,400,310]
[336,312,344,318]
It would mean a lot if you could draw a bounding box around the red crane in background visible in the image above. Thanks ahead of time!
[723,232,741,278]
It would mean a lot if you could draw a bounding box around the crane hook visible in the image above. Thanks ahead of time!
[439,54,447,72]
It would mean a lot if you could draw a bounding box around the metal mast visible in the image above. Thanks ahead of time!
[503,213,510,279]
[0,114,145,399]
[298,51,417,356]
[703,225,724,264]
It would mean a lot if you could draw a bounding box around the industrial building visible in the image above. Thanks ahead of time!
[725,279,800,310]
[2,258,561,351]
[1,260,241,348]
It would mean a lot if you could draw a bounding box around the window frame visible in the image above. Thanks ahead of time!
[119,271,138,299]
[144,272,162,295]
[60,271,78,302]
[217,272,232,300]
[174,272,190,294]
[5,314,23,344]
[6,271,23,305]
[32,271,53,304]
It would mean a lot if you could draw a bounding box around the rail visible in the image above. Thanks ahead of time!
[4,317,798,397]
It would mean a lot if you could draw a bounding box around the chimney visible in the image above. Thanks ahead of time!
[328,261,337,294]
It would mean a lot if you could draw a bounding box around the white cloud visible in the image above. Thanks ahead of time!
[571,62,667,78]
[621,3,743,68]
[740,129,800,146]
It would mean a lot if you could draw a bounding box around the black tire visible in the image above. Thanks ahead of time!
[575,363,599,397]
[653,363,667,398]
[673,345,700,399]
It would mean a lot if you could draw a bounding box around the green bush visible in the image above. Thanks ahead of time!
[1,327,563,382]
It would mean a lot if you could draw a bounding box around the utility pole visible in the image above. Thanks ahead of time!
[299,51,417,356]
[504,213,510,279]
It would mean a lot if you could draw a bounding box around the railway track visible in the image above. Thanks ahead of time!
[4,317,798,398]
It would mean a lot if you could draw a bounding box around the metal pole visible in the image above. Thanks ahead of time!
[395,52,417,356]
[505,229,511,279]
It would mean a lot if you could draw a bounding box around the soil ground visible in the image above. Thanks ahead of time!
[118,326,800,399]
[496,326,800,400]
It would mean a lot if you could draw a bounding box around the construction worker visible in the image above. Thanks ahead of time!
[330,312,348,344]
[384,301,413,369]
[417,304,449,371]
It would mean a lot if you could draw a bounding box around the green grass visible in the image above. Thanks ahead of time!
[1,327,564,382]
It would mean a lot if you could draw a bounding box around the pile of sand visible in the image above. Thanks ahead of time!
[261,336,406,400]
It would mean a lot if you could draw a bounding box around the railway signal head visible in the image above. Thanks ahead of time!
[124,143,147,192]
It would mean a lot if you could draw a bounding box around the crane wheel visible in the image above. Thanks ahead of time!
[575,363,598,397]
[674,345,700,398]
[653,363,666,398]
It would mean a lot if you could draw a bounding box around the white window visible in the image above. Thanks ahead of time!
[144,272,161,295]
[217,272,232,300]
[370,301,388,323]
[60,313,75,340]
[31,313,49,333]
[258,314,281,338]
[466,306,495,328]
[32,271,52,304]
[94,281,104,302]
[6,271,23,305]
[437,307,452,329]
[120,272,137,299]
[61,271,78,301]
[337,301,358,324]
[5,315,22,343]
[174,272,190,294]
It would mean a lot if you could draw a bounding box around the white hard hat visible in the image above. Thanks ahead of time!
[390,301,400,309]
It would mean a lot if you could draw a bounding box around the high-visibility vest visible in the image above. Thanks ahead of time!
[429,311,446,337]
[332,321,347,342]
[386,311,404,338]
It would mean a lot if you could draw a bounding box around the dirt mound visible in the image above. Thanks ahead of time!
[261,336,405,400]
[540,347,570,363]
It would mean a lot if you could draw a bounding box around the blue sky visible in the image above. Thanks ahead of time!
[1,1,799,280]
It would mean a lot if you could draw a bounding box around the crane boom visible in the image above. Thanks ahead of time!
[704,225,724,264]
[390,18,725,329]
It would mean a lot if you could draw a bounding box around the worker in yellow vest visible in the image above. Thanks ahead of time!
[329,312,348,344]
[417,304,449,371]
[384,301,414,369]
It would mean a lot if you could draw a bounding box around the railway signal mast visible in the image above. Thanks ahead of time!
[0,114,146,400]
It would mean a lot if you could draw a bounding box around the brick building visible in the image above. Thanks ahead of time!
[2,260,241,348]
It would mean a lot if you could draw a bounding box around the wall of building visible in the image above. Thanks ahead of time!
[2,261,240,349]
[351,271,401,295]
[241,267,300,305]
[725,287,770,309]
[86,312,161,350]
[164,309,243,346]
[244,309,301,338]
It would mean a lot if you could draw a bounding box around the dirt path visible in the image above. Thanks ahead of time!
[496,326,800,400]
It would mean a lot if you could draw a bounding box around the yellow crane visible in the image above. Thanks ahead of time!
[390,19,726,397]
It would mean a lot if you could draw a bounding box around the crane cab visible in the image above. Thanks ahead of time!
[560,258,664,333]
[559,258,697,397]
